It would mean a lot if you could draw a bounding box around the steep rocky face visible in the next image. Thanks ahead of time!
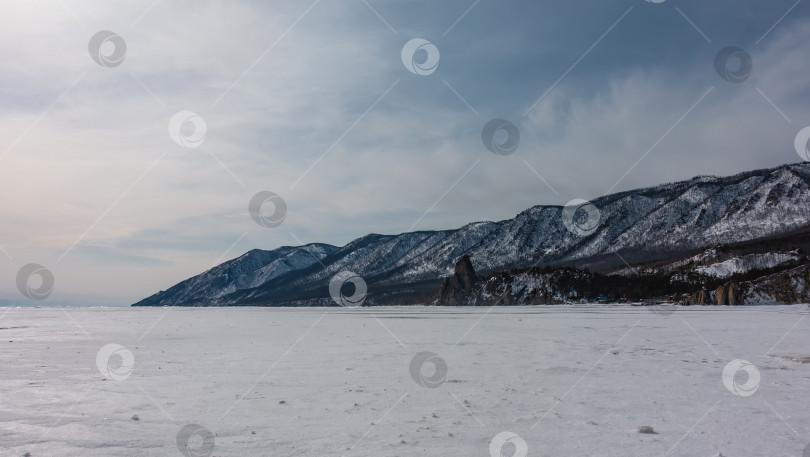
[715,285,726,305]
[438,255,477,305]
[714,281,739,305]
[455,256,476,288]
[728,282,738,305]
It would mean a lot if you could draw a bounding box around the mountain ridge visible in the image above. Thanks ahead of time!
[133,162,810,307]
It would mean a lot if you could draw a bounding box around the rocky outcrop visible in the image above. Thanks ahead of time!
[438,255,478,305]
[444,267,595,306]
[738,264,810,304]
[437,260,808,307]
[454,255,476,290]
[715,285,726,305]
[680,289,709,305]
[715,281,740,305]
[728,282,738,305]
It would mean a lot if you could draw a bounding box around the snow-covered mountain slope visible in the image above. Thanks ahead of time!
[133,163,810,306]
[695,252,799,278]
[132,243,338,306]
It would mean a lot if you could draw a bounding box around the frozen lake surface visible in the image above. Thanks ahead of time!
[1,305,809,456]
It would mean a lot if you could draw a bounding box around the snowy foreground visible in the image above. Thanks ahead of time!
[1,305,809,457]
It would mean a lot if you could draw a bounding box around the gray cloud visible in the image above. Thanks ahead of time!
[0,0,807,304]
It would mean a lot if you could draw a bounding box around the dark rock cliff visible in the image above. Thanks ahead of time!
[438,255,477,305]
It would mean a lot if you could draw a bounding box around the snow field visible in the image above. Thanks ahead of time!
[0,305,808,456]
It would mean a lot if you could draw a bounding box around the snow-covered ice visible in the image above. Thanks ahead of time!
[1,305,809,456]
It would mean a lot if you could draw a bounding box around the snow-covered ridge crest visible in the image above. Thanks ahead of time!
[133,163,810,306]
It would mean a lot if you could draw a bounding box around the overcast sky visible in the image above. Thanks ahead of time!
[1,0,809,305]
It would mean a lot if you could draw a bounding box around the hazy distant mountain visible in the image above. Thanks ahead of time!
[133,163,810,307]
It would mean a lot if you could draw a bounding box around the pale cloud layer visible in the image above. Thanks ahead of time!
[0,0,808,304]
